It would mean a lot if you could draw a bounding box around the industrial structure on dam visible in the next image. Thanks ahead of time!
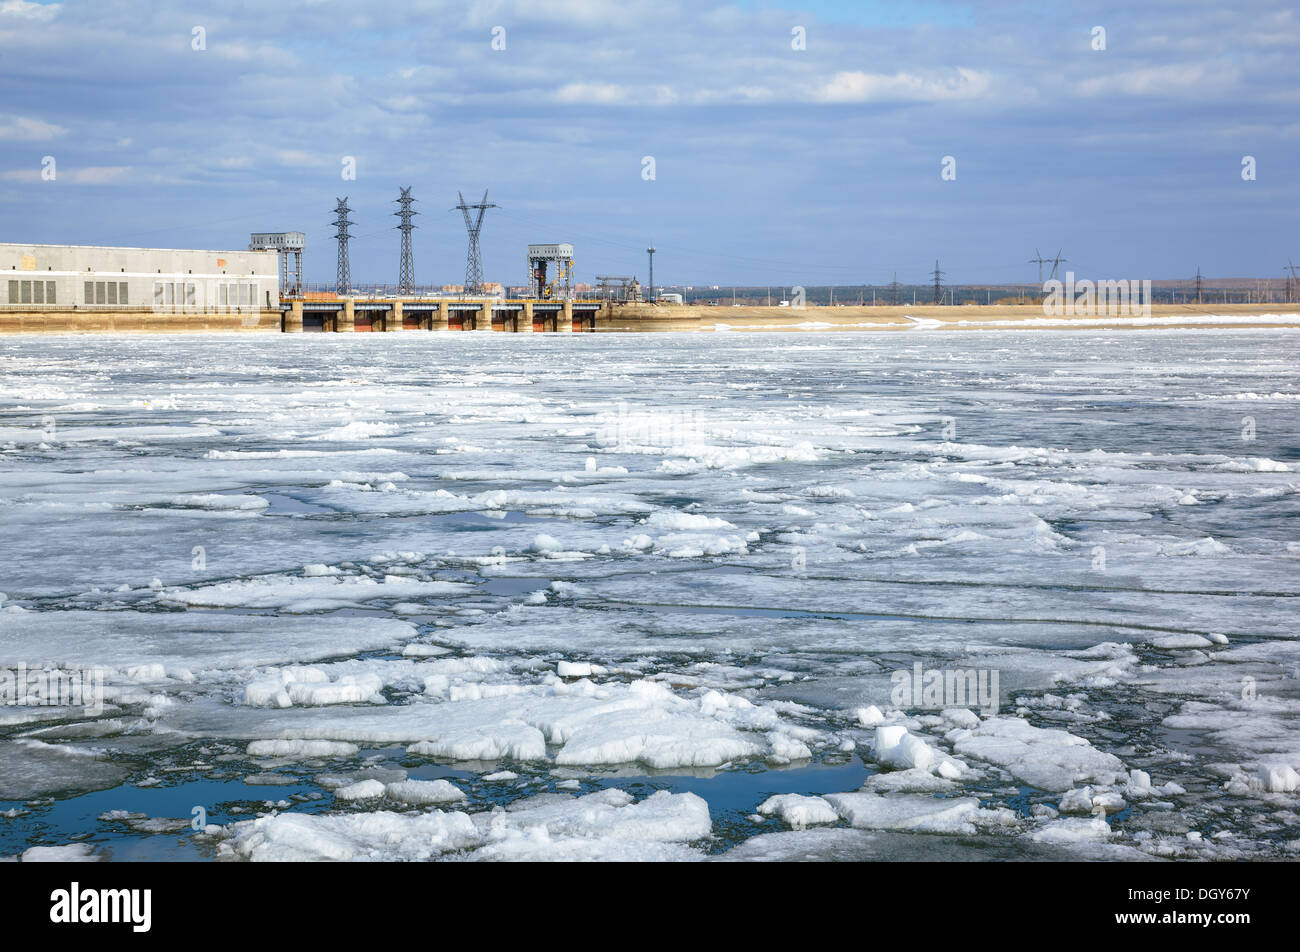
[11,187,1276,335]
[1,187,667,333]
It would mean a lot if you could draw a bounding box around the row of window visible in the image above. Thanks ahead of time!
[6,279,261,307]
[153,282,257,308]
[87,281,129,305]
[9,280,57,304]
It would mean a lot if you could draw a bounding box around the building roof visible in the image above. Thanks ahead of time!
[0,242,276,255]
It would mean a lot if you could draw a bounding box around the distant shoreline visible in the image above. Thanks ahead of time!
[608,303,1300,333]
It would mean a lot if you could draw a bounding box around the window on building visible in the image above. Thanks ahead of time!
[107,282,117,305]
[118,282,126,305]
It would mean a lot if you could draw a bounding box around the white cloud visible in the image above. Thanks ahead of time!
[0,115,67,141]
[0,0,60,22]
[1076,63,1240,99]
[555,82,626,104]
[68,166,130,184]
[816,68,992,104]
[0,164,130,184]
[383,95,423,112]
[274,150,330,168]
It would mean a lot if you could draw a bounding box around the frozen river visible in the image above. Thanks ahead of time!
[1,330,1297,861]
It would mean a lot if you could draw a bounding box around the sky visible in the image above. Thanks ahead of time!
[1,0,1297,288]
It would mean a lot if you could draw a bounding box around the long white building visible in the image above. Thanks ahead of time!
[1,243,279,311]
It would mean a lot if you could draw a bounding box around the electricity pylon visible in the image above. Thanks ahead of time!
[454,189,497,295]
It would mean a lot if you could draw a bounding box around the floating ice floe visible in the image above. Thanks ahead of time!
[247,739,360,759]
[823,793,1013,834]
[20,844,100,862]
[756,794,839,830]
[950,717,1127,792]
[219,788,710,862]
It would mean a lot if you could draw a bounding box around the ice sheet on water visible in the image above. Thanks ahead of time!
[4,332,1299,859]
[0,739,132,799]
[0,611,417,676]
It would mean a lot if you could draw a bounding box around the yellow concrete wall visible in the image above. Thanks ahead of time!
[0,307,282,333]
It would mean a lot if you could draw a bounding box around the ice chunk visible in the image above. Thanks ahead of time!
[854,705,885,726]
[222,809,480,861]
[1258,764,1300,793]
[384,779,467,805]
[873,726,935,770]
[825,792,982,834]
[864,767,957,793]
[408,720,548,762]
[941,708,980,729]
[1028,817,1111,844]
[247,739,359,759]
[951,717,1126,792]
[765,732,812,765]
[334,779,386,801]
[1150,634,1214,650]
[557,660,606,679]
[21,844,100,862]
[757,794,839,830]
[473,789,712,861]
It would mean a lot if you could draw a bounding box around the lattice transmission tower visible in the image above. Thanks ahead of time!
[1029,248,1048,285]
[1048,248,1067,281]
[932,260,945,305]
[394,187,418,295]
[454,190,497,295]
[332,197,353,295]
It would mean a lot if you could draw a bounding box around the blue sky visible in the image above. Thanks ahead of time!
[1,0,1297,287]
